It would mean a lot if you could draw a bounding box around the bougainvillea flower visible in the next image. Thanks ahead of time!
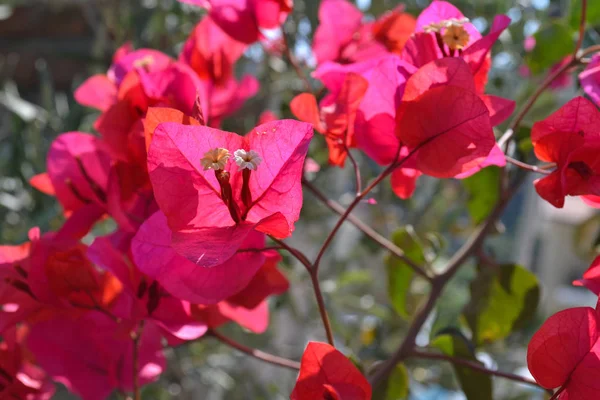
[0,212,121,316]
[147,119,312,266]
[531,97,600,208]
[527,297,600,399]
[312,0,414,65]
[179,0,292,44]
[313,55,416,165]
[402,1,510,92]
[30,132,110,216]
[27,312,165,400]
[396,57,498,178]
[75,49,171,111]
[291,342,372,400]
[291,72,368,166]
[178,16,259,126]
[0,326,55,400]
[132,211,272,304]
[180,16,247,86]
[579,54,600,106]
[31,132,156,233]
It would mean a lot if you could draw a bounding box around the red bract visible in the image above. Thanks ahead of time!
[131,211,271,304]
[291,72,368,166]
[312,0,415,65]
[402,1,510,92]
[180,16,247,86]
[291,342,371,400]
[574,255,600,295]
[179,0,292,44]
[0,326,55,400]
[396,57,501,178]
[313,55,415,165]
[31,132,110,216]
[531,97,600,207]
[190,252,289,333]
[147,119,312,266]
[27,312,165,400]
[527,298,600,399]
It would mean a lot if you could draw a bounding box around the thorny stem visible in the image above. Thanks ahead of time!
[410,350,549,392]
[209,329,301,370]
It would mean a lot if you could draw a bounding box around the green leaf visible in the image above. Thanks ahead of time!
[431,334,492,400]
[569,0,600,28]
[385,364,410,400]
[462,167,501,224]
[463,264,540,345]
[372,363,410,400]
[525,21,574,74]
[386,226,426,318]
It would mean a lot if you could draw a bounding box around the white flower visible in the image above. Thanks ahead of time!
[234,149,262,170]
[200,148,231,170]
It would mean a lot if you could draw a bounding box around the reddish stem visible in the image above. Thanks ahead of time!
[209,329,301,370]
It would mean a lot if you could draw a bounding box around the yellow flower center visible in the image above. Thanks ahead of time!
[442,25,470,50]
[200,148,231,171]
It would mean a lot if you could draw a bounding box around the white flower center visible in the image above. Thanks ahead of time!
[234,149,262,170]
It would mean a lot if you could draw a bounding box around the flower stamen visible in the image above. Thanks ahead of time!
[201,148,231,171]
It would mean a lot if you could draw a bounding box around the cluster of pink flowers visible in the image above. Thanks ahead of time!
[5,0,600,398]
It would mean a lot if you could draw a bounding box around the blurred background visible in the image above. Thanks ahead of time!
[0,0,598,399]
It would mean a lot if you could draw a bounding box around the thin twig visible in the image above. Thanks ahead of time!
[505,156,553,175]
[313,147,403,272]
[209,330,301,370]
[549,384,567,400]
[282,29,312,93]
[269,236,335,345]
[501,0,588,148]
[344,143,362,195]
[410,350,547,391]
[573,0,588,58]
[302,178,431,280]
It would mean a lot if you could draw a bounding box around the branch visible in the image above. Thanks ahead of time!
[505,156,553,175]
[370,174,526,387]
[209,329,301,370]
[410,350,547,391]
[302,178,431,281]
